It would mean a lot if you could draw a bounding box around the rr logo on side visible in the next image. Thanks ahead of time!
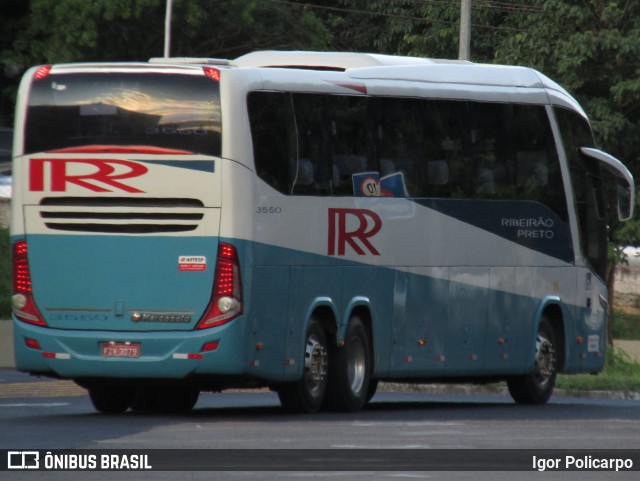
[328,208,382,256]
[29,158,147,193]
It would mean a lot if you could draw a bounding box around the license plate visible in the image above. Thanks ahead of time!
[101,342,140,358]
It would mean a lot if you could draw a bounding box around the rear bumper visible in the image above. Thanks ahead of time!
[12,317,248,380]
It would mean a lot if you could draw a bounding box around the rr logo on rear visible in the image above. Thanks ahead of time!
[29,158,147,193]
[328,208,382,256]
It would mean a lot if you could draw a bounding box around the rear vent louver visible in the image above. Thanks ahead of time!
[39,197,205,234]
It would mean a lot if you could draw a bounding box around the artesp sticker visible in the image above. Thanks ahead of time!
[179,256,207,272]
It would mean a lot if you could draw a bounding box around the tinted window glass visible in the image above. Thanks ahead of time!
[248,92,568,221]
[555,107,607,277]
[26,73,221,156]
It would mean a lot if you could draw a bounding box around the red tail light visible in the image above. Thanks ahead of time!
[12,241,46,326]
[203,67,220,82]
[34,65,52,80]
[197,243,243,329]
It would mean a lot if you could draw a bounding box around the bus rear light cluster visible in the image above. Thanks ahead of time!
[12,241,47,326]
[197,243,243,329]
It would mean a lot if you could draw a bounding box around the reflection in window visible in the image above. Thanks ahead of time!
[26,73,221,156]
[248,91,568,222]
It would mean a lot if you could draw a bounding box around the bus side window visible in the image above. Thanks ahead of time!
[248,91,293,194]
[249,90,568,219]
[555,106,607,278]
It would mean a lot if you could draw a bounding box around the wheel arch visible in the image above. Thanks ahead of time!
[305,297,339,343]
[535,297,566,372]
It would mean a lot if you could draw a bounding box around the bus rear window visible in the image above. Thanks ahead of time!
[25,72,221,156]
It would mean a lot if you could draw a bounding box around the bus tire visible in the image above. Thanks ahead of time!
[366,379,379,403]
[507,317,558,405]
[88,386,133,414]
[154,388,199,413]
[324,316,371,412]
[130,389,159,412]
[277,319,329,413]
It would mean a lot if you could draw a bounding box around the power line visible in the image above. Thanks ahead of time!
[264,0,454,25]
[340,0,545,15]
[263,0,531,32]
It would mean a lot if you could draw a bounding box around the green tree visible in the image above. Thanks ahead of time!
[0,0,29,126]
[496,1,640,172]
[6,0,166,64]
[325,0,530,62]
[2,0,332,65]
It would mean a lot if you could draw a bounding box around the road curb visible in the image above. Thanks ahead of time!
[379,382,640,400]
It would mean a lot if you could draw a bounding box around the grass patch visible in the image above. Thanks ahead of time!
[556,346,640,392]
[611,310,640,340]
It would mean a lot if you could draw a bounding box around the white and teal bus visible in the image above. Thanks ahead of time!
[11,51,634,413]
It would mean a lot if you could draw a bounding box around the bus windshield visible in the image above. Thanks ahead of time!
[25,72,221,156]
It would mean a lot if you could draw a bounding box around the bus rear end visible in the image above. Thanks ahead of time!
[11,62,243,411]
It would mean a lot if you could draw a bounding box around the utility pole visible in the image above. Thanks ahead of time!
[459,0,471,61]
[164,0,173,57]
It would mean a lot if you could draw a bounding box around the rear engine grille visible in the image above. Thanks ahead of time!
[39,197,205,234]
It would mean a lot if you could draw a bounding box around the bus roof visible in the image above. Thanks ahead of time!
[231,50,567,94]
[226,51,577,111]
[36,51,582,114]
[233,50,469,70]
[48,51,567,94]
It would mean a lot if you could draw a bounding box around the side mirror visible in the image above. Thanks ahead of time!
[580,147,635,221]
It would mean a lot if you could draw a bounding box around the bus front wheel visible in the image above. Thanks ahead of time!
[507,317,558,405]
[277,319,329,413]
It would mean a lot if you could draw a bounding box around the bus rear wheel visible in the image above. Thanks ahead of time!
[507,317,558,405]
[324,316,372,412]
[88,386,133,414]
[154,388,200,413]
[277,319,328,413]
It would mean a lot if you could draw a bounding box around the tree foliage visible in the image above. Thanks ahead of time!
[496,1,640,176]
[2,0,333,64]
[333,0,512,61]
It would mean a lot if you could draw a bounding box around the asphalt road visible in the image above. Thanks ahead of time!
[1,369,639,481]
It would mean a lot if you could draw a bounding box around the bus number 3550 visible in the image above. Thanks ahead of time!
[256,206,282,214]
